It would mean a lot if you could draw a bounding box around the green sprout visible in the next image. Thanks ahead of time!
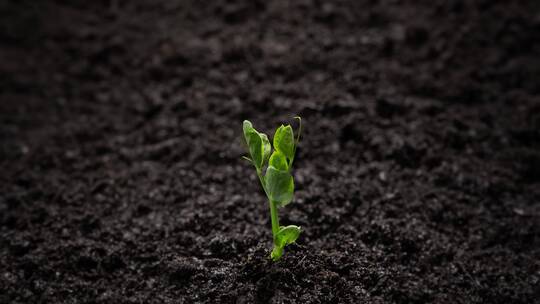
[242,117,302,261]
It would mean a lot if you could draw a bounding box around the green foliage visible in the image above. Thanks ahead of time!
[269,151,288,171]
[271,225,301,260]
[242,117,303,261]
[276,225,302,246]
[265,166,294,206]
[273,125,295,162]
[261,134,272,164]
[243,121,265,169]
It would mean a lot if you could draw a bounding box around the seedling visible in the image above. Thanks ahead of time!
[242,117,302,261]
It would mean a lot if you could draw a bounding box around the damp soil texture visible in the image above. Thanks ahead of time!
[1,1,540,303]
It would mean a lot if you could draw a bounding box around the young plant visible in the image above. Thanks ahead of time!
[242,117,302,261]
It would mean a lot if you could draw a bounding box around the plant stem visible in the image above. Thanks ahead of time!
[256,169,279,242]
[269,200,280,242]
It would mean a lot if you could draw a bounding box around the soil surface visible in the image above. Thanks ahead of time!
[1,1,540,303]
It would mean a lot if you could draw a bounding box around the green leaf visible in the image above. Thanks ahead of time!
[273,125,295,162]
[269,151,288,171]
[243,120,253,135]
[265,166,294,206]
[243,120,268,169]
[261,133,271,164]
[244,130,263,168]
[276,225,301,247]
[270,225,301,261]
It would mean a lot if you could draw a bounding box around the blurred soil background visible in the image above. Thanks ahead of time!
[1,0,539,303]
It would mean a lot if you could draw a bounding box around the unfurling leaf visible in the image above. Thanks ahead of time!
[244,130,263,168]
[261,133,271,164]
[243,120,253,135]
[243,120,268,169]
[271,225,301,261]
[269,151,288,171]
[265,166,294,206]
[273,125,295,162]
[276,225,301,247]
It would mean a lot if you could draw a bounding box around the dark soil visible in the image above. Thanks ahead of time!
[1,0,540,303]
